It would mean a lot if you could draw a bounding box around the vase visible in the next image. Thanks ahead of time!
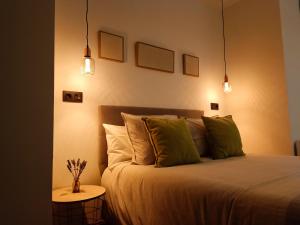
[72,179,80,193]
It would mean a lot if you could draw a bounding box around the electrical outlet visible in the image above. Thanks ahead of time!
[210,103,219,110]
[63,91,83,103]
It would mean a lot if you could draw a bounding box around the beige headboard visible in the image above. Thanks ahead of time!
[98,105,204,174]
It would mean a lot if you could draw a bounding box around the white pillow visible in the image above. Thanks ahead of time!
[103,124,133,169]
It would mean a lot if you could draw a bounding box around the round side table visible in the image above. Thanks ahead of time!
[52,185,106,225]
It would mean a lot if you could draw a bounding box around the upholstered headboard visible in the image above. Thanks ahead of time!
[98,105,204,174]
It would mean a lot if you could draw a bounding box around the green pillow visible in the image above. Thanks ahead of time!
[202,115,244,159]
[143,118,201,167]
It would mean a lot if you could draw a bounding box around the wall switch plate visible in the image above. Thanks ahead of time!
[63,91,83,103]
[210,103,219,110]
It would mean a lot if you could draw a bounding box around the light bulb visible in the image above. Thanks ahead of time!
[224,81,232,93]
[81,56,95,75]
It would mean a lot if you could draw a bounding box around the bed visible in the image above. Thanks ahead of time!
[99,105,300,225]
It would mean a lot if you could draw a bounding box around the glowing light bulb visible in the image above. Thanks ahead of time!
[223,74,232,93]
[223,81,232,93]
[82,57,95,75]
[81,46,95,75]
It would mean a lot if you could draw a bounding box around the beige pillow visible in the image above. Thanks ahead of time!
[121,113,177,165]
[185,118,208,156]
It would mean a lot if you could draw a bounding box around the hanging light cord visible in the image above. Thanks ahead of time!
[85,0,89,48]
[221,0,227,75]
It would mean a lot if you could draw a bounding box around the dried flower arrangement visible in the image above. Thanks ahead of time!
[67,159,87,193]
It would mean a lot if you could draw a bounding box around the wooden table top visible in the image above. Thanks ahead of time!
[52,185,106,203]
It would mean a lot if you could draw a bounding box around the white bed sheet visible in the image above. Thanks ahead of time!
[101,155,300,225]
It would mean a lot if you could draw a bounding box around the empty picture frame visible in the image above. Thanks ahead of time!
[98,31,124,62]
[183,54,199,77]
[135,42,175,73]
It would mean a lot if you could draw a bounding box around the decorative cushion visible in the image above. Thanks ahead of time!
[185,118,208,156]
[143,118,201,167]
[103,124,133,169]
[121,113,177,165]
[201,115,244,159]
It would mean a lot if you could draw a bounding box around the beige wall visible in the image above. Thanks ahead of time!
[54,0,226,188]
[279,0,300,144]
[224,0,292,155]
[2,0,54,224]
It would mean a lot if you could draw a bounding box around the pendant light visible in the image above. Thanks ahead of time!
[81,0,95,75]
[221,0,232,93]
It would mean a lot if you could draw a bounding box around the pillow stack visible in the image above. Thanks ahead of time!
[121,113,177,165]
[103,112,245,169]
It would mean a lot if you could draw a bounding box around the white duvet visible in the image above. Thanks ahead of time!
[101,155,300,225]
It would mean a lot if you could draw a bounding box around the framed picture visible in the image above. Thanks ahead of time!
[98,31,124,62]
[135,42,175,73]
[182,54,199,77]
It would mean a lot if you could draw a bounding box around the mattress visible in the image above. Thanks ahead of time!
[101,155,300,225]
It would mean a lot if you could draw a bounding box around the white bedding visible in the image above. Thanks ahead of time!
[101,155,300,225]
